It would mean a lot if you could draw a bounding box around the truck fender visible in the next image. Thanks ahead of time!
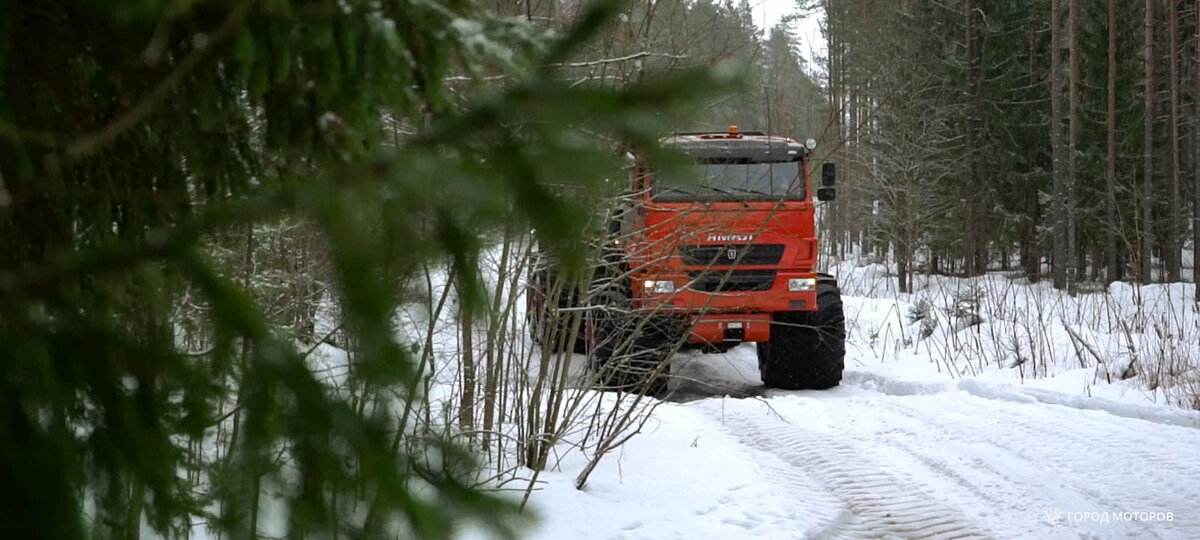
[816,272,839,287]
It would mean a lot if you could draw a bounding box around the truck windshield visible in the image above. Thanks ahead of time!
[652,161,804,202]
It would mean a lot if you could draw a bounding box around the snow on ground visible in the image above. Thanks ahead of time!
[185,244,1200,539]
[833,261,1200,411]
[518,346,1200,539]
[509,262,1200,540]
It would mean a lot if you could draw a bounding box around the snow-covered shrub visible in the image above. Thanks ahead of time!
[907,298,937,339]
[948,287,983,330]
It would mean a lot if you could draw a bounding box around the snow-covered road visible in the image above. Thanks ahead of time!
[528,345,1200,540]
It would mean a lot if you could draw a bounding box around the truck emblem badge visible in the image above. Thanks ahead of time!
[727,249,738,260]
[706,233,752,242]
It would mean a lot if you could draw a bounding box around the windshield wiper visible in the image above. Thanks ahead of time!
[725,187,777,198]
[655,186,749,205]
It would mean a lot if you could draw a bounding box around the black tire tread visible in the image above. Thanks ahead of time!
[591,313,677,397]
[527,269,588,354]
[757,282,846,390]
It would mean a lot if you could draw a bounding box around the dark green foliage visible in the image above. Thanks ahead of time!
[0,0,737,538]
[826,0,1198,286]
[549,0,827,139]
[762,26,826,140]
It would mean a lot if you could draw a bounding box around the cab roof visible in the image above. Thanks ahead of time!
[661,129,808,163]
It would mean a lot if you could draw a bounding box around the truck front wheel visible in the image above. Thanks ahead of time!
[757,281,845,390]
[587,306,676,397]
[527,269,588,354]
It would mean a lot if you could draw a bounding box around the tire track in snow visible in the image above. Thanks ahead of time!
[817,372,1199,538]
[873,395,1200,539]
[843,370,1200,429]
[660,353,1198,537]
[665,346,766,403]
[696,399,994,539]
[839,398,1169,539]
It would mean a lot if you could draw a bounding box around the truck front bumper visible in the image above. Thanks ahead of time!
[630,276,819,344]
[633,274,819,313]
[685,312,773,344]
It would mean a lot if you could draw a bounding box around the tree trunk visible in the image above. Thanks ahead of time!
[1024,1,1042,283]
[458,286,476,431]
[1106,0,1120,283]
[848,12,861,261]
[1024,189,1042,282]
[1195,0,1200,301]
[1051,0,1068,290]
[1142,0,1156,283]
[965,0,981,276]
[1167,0,1182,282]
[824,0,844,261]
[481,229,514,454]
[1067,0,1081,293]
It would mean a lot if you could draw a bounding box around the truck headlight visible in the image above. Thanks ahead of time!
[787,278,816,292]
[643,280,676,294]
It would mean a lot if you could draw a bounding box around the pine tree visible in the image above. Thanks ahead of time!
[1195,0,1200,301]
[1143,0,1157,283]
[0,1,738,537]
[1067,0,1081,293]
[1107,0,1120,283]
[1052,0,1069,289]
[965,0,983,276]
[1168,0,1182,282]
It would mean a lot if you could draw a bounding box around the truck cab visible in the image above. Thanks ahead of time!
[530,127,845,396]
[615,128,831,347]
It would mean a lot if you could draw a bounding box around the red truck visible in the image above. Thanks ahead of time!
[528,127,844,396]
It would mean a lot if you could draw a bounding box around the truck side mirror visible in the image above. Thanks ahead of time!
[821,162,836,187]
[817,187,836,201]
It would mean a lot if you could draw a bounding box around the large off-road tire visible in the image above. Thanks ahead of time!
[757,280,845,390]
[528,307,588,354]
[586,301,677,397]
[527,269,588,354]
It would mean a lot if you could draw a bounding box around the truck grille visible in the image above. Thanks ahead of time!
[679,244,784,266]
[687,270,777,292]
